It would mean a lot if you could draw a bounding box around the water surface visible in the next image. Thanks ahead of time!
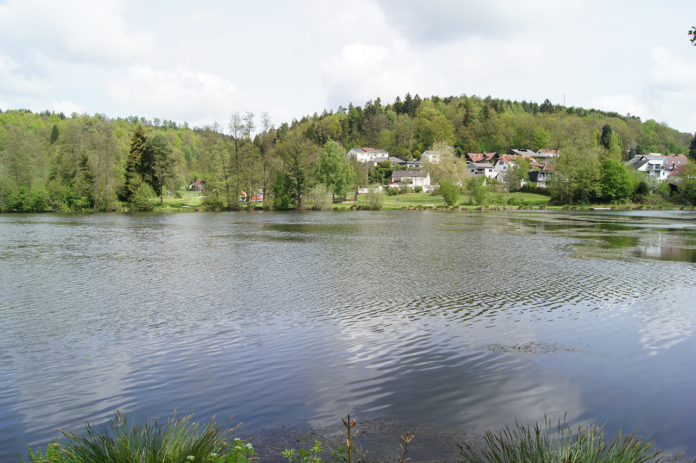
[2,210,696,460]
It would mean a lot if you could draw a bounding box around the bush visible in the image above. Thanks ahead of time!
[130,184,157,211]
[467,177,488,205]
[309,184,332,210]
[439,180,461,206]
[366,185,384,209]
[459,417,661,463]
[519,185,551,196]
[386,187,399,196]
[414,186,423,193]
[55,411,234,463]
[401,185,413,194]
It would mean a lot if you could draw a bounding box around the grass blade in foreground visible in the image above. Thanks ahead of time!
[458,416,669,463]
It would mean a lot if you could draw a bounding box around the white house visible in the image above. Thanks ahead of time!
[627,154,689,182]
[467,162,496,178]
[494,154,537,173]
[391,170,431,188]
[369,156,406,167]
[535,149,559,159]
[347,147,389,163]
[421,150,441,163]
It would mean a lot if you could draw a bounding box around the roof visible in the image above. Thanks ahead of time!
[349,147,388,154]
[498,154,537,164]
[372,156,405,164]
[392,170,429,178]
[467,152,498,162]
[509,148,537,156]
[191,179,203,187]
[629,160,649,170]
[468,162,495,168]
[669,164,688,177]
[537,149,559,154]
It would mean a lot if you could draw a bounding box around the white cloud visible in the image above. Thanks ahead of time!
[0,55,51,97]
[589,94,649,119]
[107,66,245,125]
[321,41,427,108]
[374,0,587,44]
[642,47,696,130]
[0,0,154,64]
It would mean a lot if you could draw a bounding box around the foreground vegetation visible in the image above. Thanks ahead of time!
[1,92,696,214]
[17,412,686,463]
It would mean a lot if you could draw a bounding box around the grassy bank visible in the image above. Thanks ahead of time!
[18,413,682,463]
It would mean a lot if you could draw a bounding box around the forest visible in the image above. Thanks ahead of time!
[1,93,695,212]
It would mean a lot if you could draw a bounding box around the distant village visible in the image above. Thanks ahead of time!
[344,146,689,192]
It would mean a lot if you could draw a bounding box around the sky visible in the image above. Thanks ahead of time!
[0,0,695,133]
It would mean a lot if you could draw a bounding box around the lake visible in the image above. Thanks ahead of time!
[1,210,696,461]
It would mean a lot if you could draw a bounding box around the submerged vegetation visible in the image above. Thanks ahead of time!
[17,412,687,463]
[1,94,695,213]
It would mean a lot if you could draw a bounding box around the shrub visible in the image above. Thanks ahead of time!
[308,184,332,210]
[439,180,461,206]
[386,187,399,196]
[366,185,384,209]
[459,417,661,463]
[59,411,233,463]
[130,183,157,211]
[401,186,413,194]
[414,186,423,193]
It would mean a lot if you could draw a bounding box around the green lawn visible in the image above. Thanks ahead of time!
[154,190,204,210]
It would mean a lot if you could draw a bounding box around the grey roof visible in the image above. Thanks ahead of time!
[630,160,649,170]
[468,162,495,168]
[392,170,429,178]
[372,156,405,164]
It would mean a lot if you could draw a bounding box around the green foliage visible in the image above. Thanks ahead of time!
[309,184,333,210]
[124,125,147,200]
[601,159,634,202]
[467,176,488,205]
[316,140,354,198]
[272,171,295,210]
[414,186,423,193]
[58,411,233,463]
[459,417,661,463]
[50,125,60,144]
[145,132,176,202]
[689,26,696,46]
[16,439,67,463]
[282,440,323,463]
[439,180,461,206]
[688,134,696,161]
[130,183,157,211]
[600,124,613,149]
[366,184,385,209]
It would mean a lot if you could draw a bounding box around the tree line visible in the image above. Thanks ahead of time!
[0,93,695,212]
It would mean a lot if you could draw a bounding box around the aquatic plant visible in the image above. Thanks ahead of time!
[58,410,236,463]
[458,415,667,463]
[397,431,414,463]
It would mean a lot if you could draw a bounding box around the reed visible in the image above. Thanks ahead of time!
[458,415,668,463]
[58,410,235,463]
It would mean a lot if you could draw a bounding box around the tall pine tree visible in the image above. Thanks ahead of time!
[689,133,696,161]
[124,125,147,199]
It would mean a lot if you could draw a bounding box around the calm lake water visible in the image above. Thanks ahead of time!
[2,210,696,460]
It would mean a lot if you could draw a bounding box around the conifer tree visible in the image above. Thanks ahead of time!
[600,124,613,149]
[689,134,696,161]
[124,125,147,199]
[50,125,59,144]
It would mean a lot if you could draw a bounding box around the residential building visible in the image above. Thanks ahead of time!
[347,147,389,163]
[627,154,689,182]
[467,162,496,178]
[369,156,407,167]
[421,150,442,163]
[494,154,537,173]
[528,169,551,187]
[508,148,537,157]
[391,170,431,188]
[535,149,559,159]
[466,152,499,164]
